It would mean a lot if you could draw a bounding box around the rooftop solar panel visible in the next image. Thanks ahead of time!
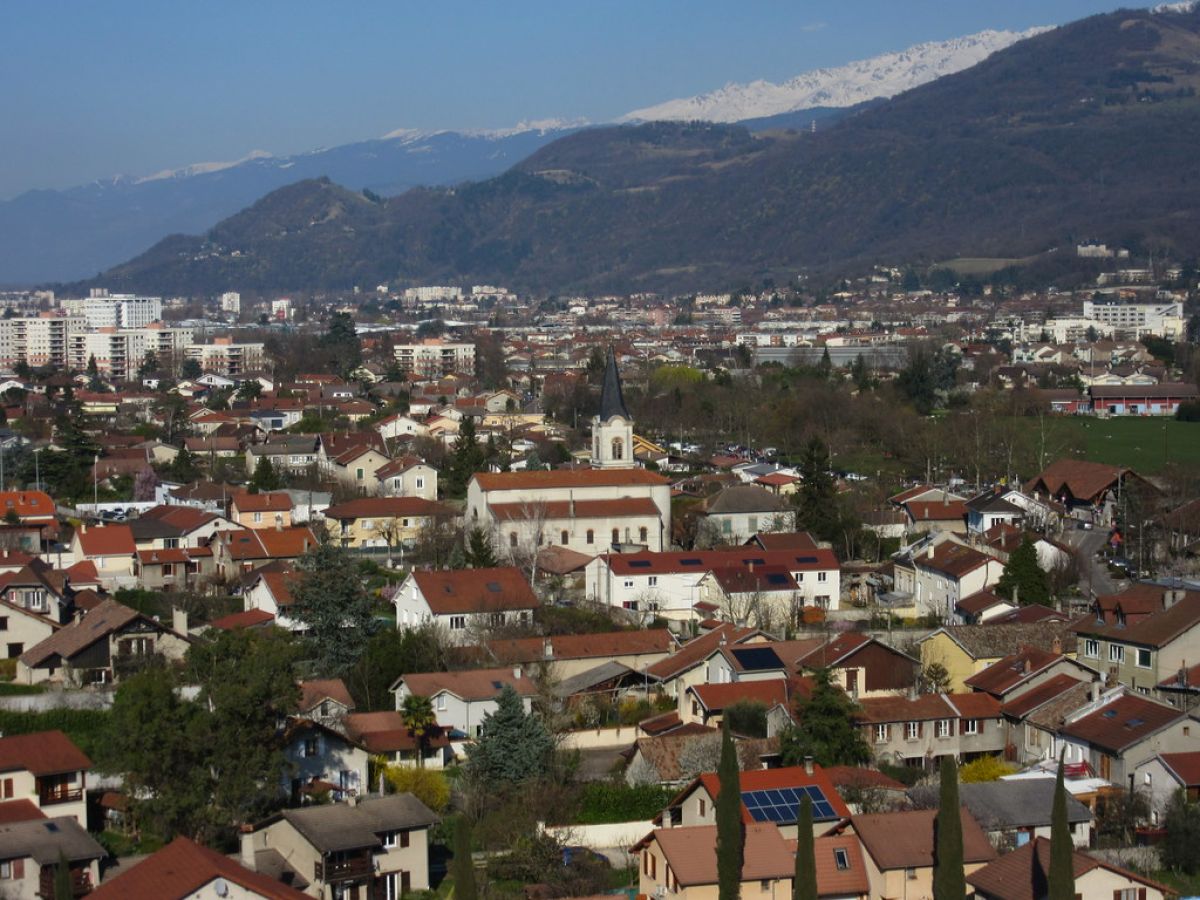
[741,786,838,823]
[628,560,652,567]
[795,555,819,564]
[730,646,783,671]
[681,558,703,565]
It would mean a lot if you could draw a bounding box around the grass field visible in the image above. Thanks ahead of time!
[1047,416,1200,474]
[938,255,1040,276]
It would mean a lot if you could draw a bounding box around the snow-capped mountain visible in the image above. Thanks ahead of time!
[621,28,1050,123]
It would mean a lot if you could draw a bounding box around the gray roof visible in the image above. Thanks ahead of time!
[957,780,1092,830]
[283,794,439,853]
[927,622,1077,659]
[598,345,630,422]
[705,484,791,515]
[966,492,1025,515]
[0,817,106,864]
[555,661,635,698]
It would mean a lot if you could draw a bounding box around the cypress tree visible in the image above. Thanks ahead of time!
[453,815,477,900]
[1048,756,1075,900]
[794,794,818,900]
[933,755,965,900]
[715,719,745,900]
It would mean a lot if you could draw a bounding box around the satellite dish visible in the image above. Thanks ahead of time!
[213,878,230,897]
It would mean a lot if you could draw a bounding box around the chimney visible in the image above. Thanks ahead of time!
[1023,656,1032,675]
[1090,680,1101,703]
[803,756,814,776]
[1051,636,1063,655]
[239,826,257,869]
[1164,589,1185,609]
[513,666,522,680]
[543,637,553,659]
[275,519,283,531]
[748,560,755,573]
[926,544,935,559]
[172,607,189,635]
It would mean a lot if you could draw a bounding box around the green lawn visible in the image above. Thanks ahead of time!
[1046,417,1200,474]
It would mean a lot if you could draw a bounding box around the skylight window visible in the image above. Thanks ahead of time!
[486,582,502,592]
[834,848,850,871]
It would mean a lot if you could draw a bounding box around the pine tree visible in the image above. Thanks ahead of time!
[464,527,498,568]
[289,536,378,676]
[715,719,744,900]
[793,794,818,900]
[1048,756,1075,900]
[465,685,553,783]
[794,437,843,544]
[996,537,1050,606]
[933,755,965,900]
[250,456,283,492]
[453,815,478,900]
[780,668,870,767]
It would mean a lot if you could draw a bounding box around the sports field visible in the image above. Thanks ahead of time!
[1046,416,1200,474]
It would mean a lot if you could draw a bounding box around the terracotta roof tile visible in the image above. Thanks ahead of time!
[852,807,996,870]
[411,567,538,615]
[0,730,91,776]
[299,679,355,713]
[324,497,448,519]
[473,468,669,491]
[485,629,674,664]
[75,524,136,556]
[966,837,1170,900]
[639,824,794,886]
[1061,693,1184,754]
[1159,751,1200,787]
[1000,673,1090,718]
[397,667,538,701]
[964,648,1066,697]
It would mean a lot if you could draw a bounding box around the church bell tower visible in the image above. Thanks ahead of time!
[592,346,634,469]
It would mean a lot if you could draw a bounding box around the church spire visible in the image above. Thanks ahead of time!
[598,344,630,422]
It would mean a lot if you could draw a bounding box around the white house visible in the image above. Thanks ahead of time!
[893,541,1006,621]
[585,547,841,624]
[377,456,438,501]
[392,567,539,644]
[391,668,537,738]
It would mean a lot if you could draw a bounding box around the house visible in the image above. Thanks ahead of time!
[242,563,301,630]
[919,622,1078,692]
[323,497,450,553]
[376,413,428,442]
[963,646,1095,702]
[16,599,191,686]
[967,837,1171,900]
[643,623,767,700]
[230,491,294,530]
[787,632,919,699]
[698,484,797,543]
[634,823,796,900]
[966,489,1026,535]
[833,808,996,900]
[343,711,453,769]
[1131,751,1200,821]
[297,678,356,728]
[1071,584,1200,696]
[391,668,537,738]
[682,678,797,730]
[281,718,369,803]
[376,456,438,501]
[245,438,319,477]
[856,692,1004,768]
[213,526,320,578]
[69,523,136,589]
[134,545,216,592]
[129,503,239,549]
[1026,459,1136,523]
[955,589,1018,624]
[957,780,1092,849]
[0,561,81,659]
[657,763,850,839]
[903,496,969,534]
[1000,676,1094,766]
[1057,688,1198,784]
[242,794,439,899]
[392,567,539,644]
[88,835,310,900]
[484,629,675,682]
[0,730,91,826]
[585,548,841,624]
[894,541,1006,621]
[0,815,105,900]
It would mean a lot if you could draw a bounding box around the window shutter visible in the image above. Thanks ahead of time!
[917,721,924,738]
[978,719,985,733]
[12,859,22,879]
[1138,890,1147,900]
[1114,891,1121,900]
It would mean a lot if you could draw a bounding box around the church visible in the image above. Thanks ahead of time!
[466,348,672,558]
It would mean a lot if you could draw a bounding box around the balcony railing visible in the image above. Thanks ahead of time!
[38,866,91,898]
[315,853,373,883]
[38,785,83,805]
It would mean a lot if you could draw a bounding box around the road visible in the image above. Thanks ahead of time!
[1061,525,1125,599]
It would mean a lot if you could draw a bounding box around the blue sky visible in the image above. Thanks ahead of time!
[0,0,1130,197]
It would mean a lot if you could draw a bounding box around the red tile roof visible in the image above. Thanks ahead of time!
[857,692,1000,723]
[1159,751,1200,787]
[88,836,310,900]
[690,763,851,824]
[914,542,998,579]
[473,468,670,491]
[1000,673,1089,718]
[343,711,451,753]
[964,648,1065,697]
[398,667,538,701]
[822,766,907,793]
[852,807,996,869]
[637,824,794,886]
[221,527,318,561]
[231,491,293,513]
[966,837,1169,900]
[411,567,539,615]
[138,504,219,531]
[209,609,276,630]
[1061,693,1184,753]
[689,679,791,713]
[75,524,136,557]
[1027,459,1131,505]
[644,623,762,681]
[324,497,448,519]
[299,678,355,713]
[957,589,1012,616]
[797,834,873,897]
[0,730,91,776]
[0,800,46,823]
[906,499,968,522]
[489,497,661,521]
[485,629,674,664]
[0,491,55,521]
[750,532,819,551]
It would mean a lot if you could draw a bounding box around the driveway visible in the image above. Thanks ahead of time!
[1061,525,1125,598]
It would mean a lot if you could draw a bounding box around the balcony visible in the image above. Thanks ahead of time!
[315,852,373,883]
[38,866,91,898]
[37,784,83,806]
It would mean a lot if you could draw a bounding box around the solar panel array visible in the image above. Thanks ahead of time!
[741,786,837,823]
[730,646,784,671]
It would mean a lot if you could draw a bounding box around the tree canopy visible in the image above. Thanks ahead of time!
[466,685,553,784]
[780,668,870,767]
[289,536,379,676]
[996,537,1051,606]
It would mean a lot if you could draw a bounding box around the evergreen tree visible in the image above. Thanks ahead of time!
[995,537,1050,606]
[794,794,818,900]
[180,357,202,380]
[53,851,73,900]
[794,437,843,544]
[1048,756,1075,900]
[250,456,283,492]
[289,536,378,676]
[933,755,965,900]
[780,668,870,767]
[464,527,498,568]
[320,311,363,376]
[466,685,553,783]
[447,416,485,497]
[816,347,833,380]
[715,720,745,900]
[1162,791,1200,874]
[453,815,478,900]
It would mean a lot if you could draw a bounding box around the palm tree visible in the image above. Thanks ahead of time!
[401,694,437,769]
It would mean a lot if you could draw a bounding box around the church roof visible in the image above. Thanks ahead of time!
[599,345,631,422]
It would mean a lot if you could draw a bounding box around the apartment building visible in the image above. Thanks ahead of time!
[1081,298,1185,339]
[62,292,162,328]
[67,324,195,380]
[185,337,266,376]
[393,339,475,377]
[0,314,87,369]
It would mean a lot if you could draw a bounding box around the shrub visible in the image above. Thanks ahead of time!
[573,782,674,825]
[960,755,1017,783]
[381,764,451,812]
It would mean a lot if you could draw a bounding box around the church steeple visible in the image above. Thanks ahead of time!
[592,345,634,469]
[598,344,630,422]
